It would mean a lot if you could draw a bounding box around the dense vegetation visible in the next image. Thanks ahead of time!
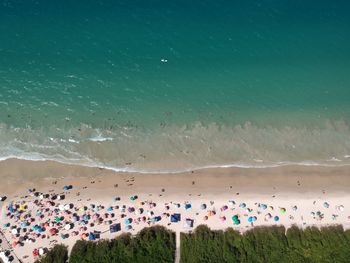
[180,225,350,263]
[36,226,175,263]
[34,244,68,263]
[36,225,350,263]
[69,226,175,263]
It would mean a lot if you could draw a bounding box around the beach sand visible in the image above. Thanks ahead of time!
[1,159,350,262]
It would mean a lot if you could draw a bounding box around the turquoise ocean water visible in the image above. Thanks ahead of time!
[1,0,350,172]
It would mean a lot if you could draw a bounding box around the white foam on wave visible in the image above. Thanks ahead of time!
[88,136,113,142]
[0,154,350,175]
[1,120,350,174]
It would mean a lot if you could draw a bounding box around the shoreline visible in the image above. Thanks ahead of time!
[1,158,350,195]
[1,159,350,262]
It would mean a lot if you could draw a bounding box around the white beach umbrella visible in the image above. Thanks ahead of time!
[11,228,18,235]
[59,204,65,211]
[64,224,72,230]
[265,213,272,220]
[228,200,236,208]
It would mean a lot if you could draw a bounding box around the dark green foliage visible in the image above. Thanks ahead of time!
[35,225,350,263]
[68,226,175,263]
[180,225,350,263]
[35,244,68,263]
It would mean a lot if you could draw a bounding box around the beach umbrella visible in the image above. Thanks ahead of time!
[208,210,216,216]
[259,204,268,210]
[175,203,180,208]
[33,249,39,257]
[124,218,132,225]
[265,213,272,220]
[229,200,236,207]
[220,216,226,222]
[185,203,191,210]
[125,225,132,231]
[203,216,208,221]
[49,228,57,235]
[252,216,257,222]
[239,203,246,208]
[200,204,207,210]
[279,208,286,214]
[323,202,329,208]
[274,216,279,222]
[130,196,135,201]
[88,232,96,241]
[232,215,240,225]
[63,185,73,190]
[107,207,113,212]
[21,221,29,228]
[64,224,72,230]
[147,211,154,217]
[221,205,228,211]
[136,208,143,215]
[128,207,135,213]
[19,204,26,211]
[39,248,45,256]
[338,205,344,212]
[292,206,298,211]
[11,228,18,235]
[248,216,253,223]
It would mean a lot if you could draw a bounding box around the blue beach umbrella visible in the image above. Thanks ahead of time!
[239,203,246,208]
[274,216,279,222]
[259,204,267,210]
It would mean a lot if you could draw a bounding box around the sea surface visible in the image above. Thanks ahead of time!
[1,0,350,172]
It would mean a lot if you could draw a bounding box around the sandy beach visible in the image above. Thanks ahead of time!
[1,159,350,262]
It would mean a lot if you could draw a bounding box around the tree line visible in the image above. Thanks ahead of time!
[181,225,350,263]
[36,225,350,263]
[35,226,175,263]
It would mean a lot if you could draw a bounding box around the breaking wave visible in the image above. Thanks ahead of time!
[1,120,350,173]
